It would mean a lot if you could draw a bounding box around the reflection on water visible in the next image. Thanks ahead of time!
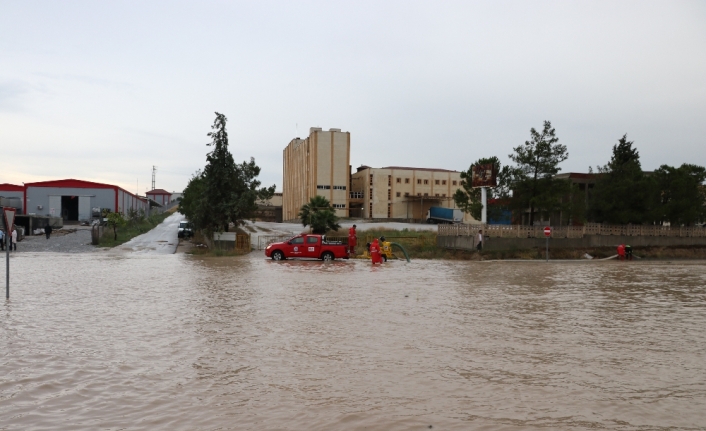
[1,253,705,430]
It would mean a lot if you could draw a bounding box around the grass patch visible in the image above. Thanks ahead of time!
[98,212,172,247]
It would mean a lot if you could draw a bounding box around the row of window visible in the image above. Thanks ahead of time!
[317,185,347,190]
[393,178,458,186]
[332,204,346,209]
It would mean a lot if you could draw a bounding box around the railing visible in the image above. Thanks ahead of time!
[257,234,295,250]
[438,223,706,238]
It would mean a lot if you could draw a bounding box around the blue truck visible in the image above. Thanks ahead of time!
[426,206,463,224]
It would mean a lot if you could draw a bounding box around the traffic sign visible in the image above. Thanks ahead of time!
[543,226,552,237]
[4,207,16,230]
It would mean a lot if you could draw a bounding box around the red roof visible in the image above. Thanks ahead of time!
[0,183,24,191]
[146,189,171,195]
[24,179,115,189]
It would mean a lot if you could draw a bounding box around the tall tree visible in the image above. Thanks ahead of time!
[508,121,569,225]
[653,164,706,226]
[299,195,341,234]
[179,112,275,233]
[589,134,657,224]
[453,157,513,222]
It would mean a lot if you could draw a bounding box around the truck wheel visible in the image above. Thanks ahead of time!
[322,252,334,261]
[272,250,285,261]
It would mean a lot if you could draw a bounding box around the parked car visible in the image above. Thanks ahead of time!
[178,221,193,238]
[265,234,349,261]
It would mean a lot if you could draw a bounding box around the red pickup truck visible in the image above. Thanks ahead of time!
[265,234,349,261]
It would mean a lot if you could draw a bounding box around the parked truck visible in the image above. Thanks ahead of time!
[426,206,463,224]
[265,233,350,261]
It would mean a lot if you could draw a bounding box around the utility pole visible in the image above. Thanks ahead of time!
[151,166,157,191]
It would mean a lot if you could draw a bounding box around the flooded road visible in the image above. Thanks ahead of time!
[1,253,705,430]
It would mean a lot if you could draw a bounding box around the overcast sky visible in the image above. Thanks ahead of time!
[1,0,704,194]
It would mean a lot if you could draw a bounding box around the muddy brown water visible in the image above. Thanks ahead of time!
[1,253,705,430]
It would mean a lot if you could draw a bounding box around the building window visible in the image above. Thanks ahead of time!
[442,180,447,185]
[333,185,347,190]
[417,193,421,197]
[387,203,391,218]
[442,194,446,197]
[369,188,373,197]
[369,175,373,186]
[424,179,429,185]
[396,178,401,183]
[405,178,410,184]
[333,203,346,209]
[424,193,428,196]
[404,192,410,197]
[435,194,440,197]
[387,189,391,200]
[452,180,457,185]
[388,175,392,186]
[396,192,401,197]
[369,202,373,218]
[417,179,422,184]
[435,180,440,185]
[317,185,331,190]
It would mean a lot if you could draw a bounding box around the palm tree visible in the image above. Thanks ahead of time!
[299,196,341,234]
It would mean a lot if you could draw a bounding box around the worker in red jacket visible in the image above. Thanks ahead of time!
[348,224,357,255]
[617,244,626,261]
[370,238,383,264]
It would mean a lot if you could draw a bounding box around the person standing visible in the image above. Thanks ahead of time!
[476,229,483,251]
[370,238,383,264]
[10,226,17,251]
[0,229,4,251]
[44,223,53,239]
[348,224,357,255]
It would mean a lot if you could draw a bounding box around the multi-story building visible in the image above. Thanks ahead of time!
[350,166,476,222]
[282,127,350,221]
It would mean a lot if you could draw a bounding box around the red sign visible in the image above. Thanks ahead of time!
[544,226,551,237]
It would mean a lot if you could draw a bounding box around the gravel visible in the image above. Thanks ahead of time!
[12,227,99,253]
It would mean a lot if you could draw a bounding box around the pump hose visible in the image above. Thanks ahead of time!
[390,242,411,262]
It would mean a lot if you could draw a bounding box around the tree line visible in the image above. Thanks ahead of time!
[453,121,706,226]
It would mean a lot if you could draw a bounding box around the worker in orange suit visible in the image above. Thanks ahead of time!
[348,224,357,255]
[370,238,383,264]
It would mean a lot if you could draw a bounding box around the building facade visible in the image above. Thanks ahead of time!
[282,127,350,221]
[24,179,148,222]
[350,166,476,222]
[146,188,172,206]
[0,183,25,213]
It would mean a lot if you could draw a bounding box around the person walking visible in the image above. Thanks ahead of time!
[476,229,483,251]
[10,226,17,251]
[0,229,4,251]
[44,223,53,239]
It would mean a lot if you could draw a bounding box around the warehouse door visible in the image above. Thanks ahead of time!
[78,196,91,222]
[48,195,61,218]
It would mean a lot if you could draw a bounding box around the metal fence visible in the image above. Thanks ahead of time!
[438,223,706,238]
[256,234,295,250]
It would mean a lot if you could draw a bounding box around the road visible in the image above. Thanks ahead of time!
[116,212,184,254]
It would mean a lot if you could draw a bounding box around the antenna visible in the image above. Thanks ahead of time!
[151,166,157,190]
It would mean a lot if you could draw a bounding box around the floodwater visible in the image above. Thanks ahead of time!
[1,252,705,430]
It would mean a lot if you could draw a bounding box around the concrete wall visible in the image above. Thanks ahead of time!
[438,234,706,251]
[118,189,148,215]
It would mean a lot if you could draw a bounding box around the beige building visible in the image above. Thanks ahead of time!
[350,166,476,222]
[282,127,350,221]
